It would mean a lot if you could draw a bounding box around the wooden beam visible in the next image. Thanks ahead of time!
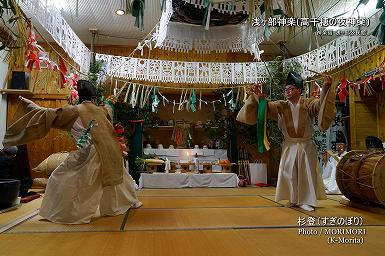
[30,94,67,100]
[0,89,33,95]
[349,86,357,149]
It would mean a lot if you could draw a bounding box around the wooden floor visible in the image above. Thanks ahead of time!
[1,187,385,256]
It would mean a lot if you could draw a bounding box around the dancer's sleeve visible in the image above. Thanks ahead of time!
[306,84,337,131]
[3,97,78,147]
[236,93,283,124]
[102,103,114,123]
[236,93,259,125]
[266,101,283,121]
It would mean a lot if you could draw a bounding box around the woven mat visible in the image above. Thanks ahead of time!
[124,207,307,231]
[0,197,42,233]
[139,195,279,209]
[2,227,385,256]
[261,195,385,225]
[237,226,385,256]
[6,212,127,234]
[2,187,385,256]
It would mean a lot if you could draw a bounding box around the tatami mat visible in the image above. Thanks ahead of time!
[2,187,385,256]
[327,194,344,201]
[0,230,263,256]
[6,212,126,233]
[237,226,385,256]
[2,227,385,256]
[0,197,42,232]
[307,199,385,225]
[139,195,279,209]
[137,187,276,197]
[261,195,385,225]
[124,207,307,231]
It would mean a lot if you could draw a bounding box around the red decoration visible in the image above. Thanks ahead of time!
[119,143,127,152]
[71,73,78,89]
[25,20,81,103]
[337,75,349,103]
[116,135,127,153]
[25,20,57,72]
[69,89,78,104]
[65,71,79,104]
[115,124,125,134]
[348,82,358,90]
[256,183,270,187]
[26,51,40,71]
[59,57,68,88]
[114,124,127,153]
[361,76,374,96]
[25,21,42,71]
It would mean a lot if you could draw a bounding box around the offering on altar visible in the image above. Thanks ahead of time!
[218,160,233,173]
[202,163,213,173]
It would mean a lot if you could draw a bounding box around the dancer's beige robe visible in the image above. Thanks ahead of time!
[3,98,140,223]
[237,85,336,206]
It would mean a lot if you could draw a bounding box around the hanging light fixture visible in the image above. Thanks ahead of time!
[116,0,125,15]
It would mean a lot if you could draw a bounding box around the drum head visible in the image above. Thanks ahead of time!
[336,151,365,201]
[373,154,385,207]
[337,150,385,207]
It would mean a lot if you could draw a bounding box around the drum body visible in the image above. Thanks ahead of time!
[336,150,385,206]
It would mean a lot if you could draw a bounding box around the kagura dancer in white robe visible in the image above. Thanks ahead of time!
[322,134,346,194]
[323,154,343,194]
[237,72,336,211]
[3,80,142,223]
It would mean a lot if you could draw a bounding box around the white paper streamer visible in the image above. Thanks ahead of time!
[124,83,131,103]
[173,100,176,113]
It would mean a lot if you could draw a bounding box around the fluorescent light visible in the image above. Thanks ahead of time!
[116,0,126,16]
[116,9,125,15]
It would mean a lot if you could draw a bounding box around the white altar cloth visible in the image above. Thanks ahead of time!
[139,173,239,188]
